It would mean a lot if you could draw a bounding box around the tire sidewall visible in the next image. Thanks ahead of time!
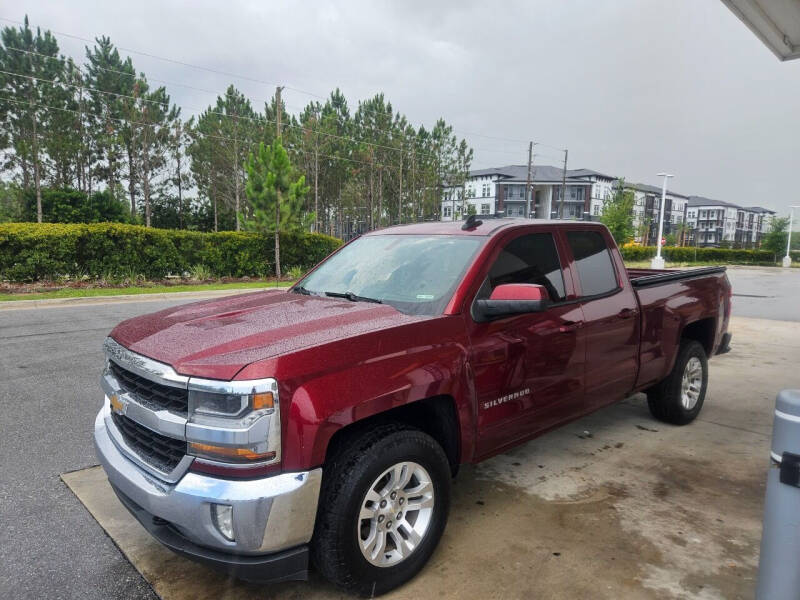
[669,341,708,422]
[331,432,451,594]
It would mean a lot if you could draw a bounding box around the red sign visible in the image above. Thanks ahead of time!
[661,237,666,246]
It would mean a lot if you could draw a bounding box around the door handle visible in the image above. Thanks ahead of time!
[559,321,582,333]
[617,308,635,319]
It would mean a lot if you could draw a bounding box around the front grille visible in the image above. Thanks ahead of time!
[110,361,188,416]
[111,412,185,473]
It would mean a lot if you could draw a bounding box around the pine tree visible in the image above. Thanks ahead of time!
[245,140,309,278]
[0,16,63,221]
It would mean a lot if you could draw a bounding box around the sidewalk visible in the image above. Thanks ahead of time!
[0,286,288,311]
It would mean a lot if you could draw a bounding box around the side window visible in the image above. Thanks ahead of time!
[482,233,566,302]
[566,231,618,296]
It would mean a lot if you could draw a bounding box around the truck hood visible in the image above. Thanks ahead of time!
[110,290,426,380]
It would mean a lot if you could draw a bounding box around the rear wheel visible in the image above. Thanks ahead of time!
[647,340,708,425]
[311,424,451,596]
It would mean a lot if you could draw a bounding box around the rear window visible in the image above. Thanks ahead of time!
[566,231,618,297]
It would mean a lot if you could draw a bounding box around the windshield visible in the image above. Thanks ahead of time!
[296,234,483,315]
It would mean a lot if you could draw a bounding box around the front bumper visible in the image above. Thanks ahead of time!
[94,407,322,579]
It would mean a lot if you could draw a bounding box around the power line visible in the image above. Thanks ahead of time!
[0,15,553,150]
[1,95,405,172]
[2,65,533,167]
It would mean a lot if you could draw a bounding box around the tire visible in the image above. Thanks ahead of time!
[647,340,708,425]
[311,423,451,596]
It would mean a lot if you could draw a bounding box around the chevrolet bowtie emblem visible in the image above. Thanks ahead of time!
[109,393,125,414]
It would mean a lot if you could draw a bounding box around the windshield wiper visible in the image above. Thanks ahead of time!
[324,291,383,304]
[292,285,312,295]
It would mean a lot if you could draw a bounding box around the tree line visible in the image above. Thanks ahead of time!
[0,16,473,236]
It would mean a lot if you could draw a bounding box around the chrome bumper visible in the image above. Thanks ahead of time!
[94,406,322,555]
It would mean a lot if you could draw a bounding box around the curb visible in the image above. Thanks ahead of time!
[0,286,289,311]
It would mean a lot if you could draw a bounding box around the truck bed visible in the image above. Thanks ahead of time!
[630,266,731,391]
[627,266,727,288]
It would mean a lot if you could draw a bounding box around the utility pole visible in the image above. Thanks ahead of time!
[652,172,674,269]
[525,142,533,219]
[275,85,284,280]
[560,149,569,220]
[784,206,799,267]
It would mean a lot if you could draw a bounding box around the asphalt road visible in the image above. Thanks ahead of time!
[0,266,796,599]
[727,266,800,322]
[0,300,181,600]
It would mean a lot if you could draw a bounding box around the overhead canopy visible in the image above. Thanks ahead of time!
[722,0,800,60]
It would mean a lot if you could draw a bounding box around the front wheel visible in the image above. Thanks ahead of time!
[311,424,451,596]
[647,340,708,425]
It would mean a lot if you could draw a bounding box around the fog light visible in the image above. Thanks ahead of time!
[211,504,234,541]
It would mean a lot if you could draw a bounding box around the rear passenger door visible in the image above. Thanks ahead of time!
[469,231,586,457]
[564,229,639,408]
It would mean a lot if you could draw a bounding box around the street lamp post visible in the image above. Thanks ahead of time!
[651,173,674,269]
[783,205,800,268]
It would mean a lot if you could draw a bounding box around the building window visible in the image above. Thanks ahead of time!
[443,206,452,218]
[593,205,600,216]
[481,203,490,215]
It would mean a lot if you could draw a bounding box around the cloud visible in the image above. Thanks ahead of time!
[10,0,800,214]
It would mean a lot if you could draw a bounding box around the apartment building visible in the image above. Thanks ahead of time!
[440,165,776,248]
[440,165,608,221]
[568,169,618,218]
[622,182,688,243]
[685,197,775,247]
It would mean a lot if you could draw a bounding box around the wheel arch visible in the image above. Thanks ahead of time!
[322,395,462,477]
[681,317,716,356]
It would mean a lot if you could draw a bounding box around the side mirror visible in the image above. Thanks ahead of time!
[475,284,550,319]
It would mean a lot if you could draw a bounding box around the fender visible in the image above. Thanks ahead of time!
[235,314,477,472]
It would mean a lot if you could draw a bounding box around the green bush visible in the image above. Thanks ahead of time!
[23,188,133,224]
[620,245,783,265]
[0,222,341,282]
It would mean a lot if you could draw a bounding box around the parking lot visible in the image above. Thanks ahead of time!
[1,266,798,599]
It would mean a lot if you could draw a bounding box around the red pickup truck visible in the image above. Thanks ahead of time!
[95,218,732,595]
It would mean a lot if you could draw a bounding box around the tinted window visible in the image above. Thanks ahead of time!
[566,231,618,296]
[483,233,566,302]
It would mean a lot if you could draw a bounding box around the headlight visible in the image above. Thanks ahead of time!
[189,388,274,418]
[186,378,281,471]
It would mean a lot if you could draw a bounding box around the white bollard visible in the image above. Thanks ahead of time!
[756,390,800,599]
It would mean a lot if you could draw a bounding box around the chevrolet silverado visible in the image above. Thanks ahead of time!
[95,217,732,595]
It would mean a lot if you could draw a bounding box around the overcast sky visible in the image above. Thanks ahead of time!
[10,0,800,216]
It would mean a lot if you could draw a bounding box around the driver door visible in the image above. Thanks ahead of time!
[468,231,586,458]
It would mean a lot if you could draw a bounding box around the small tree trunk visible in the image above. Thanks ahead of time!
[368,163,374,230]
[275,191,281,279]
[32,110,42,223]
[127,146,136,218]
[234,126,241,231]
[212,179,218,232]
[314,141,319,232]
[143,160,151,228]
[378,168,383,228]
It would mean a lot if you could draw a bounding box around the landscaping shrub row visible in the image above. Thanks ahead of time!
[620,245,799,265]
[0,222,342,281]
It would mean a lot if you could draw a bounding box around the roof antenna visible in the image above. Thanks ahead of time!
[462,214,483,231]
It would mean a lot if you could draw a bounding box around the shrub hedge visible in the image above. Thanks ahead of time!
[0,222,342,281]
[620,245,799,265]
